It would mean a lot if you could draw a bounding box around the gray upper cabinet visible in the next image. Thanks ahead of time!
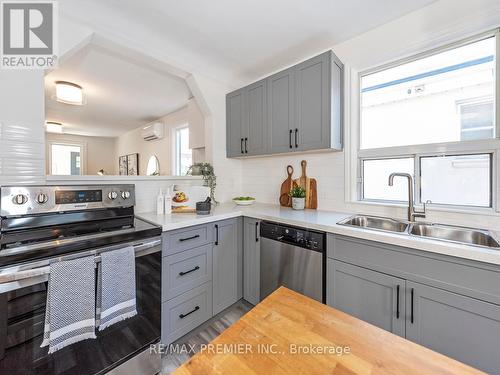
[243,218,260,305]
[267,67,296,154]
[226,90,245,157]
[212,219,239,315]
[227,50,343,157]
[246,80,267,155]
[294,53,329,151]
[406,281,500,374]
[328,259,405,337]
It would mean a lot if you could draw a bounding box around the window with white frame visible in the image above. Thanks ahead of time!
[174,126,192,175]
[50,143,83,175]
[358,32,498,209]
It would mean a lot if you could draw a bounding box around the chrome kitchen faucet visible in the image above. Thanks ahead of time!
[388,172,427,222]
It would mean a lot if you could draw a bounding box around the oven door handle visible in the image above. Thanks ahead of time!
[0,237,162,289]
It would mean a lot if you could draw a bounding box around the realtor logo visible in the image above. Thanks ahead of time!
[1,1,58,69]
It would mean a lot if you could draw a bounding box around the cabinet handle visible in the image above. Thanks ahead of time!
[396,285,400,319]
[240,138,244,154]
[410,288,414,324]
[295,128,298,148]
[179,306,199,319]
[255,222,259,242]
[215,224,219,245]
[179,234,200,242]
[245,137,248,153]
[289,129,293,149]
[179,266,200,276]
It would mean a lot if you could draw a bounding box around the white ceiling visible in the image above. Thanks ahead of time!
[45,41,191,137]
[61,0,438,85]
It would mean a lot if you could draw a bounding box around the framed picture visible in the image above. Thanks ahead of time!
[127,153,139,176]
[118,153,139,175]
[118,155,128,175]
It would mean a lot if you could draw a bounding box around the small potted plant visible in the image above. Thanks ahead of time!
[290,186,306,210]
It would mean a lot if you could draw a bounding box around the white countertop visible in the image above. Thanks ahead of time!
[138,203,500,266]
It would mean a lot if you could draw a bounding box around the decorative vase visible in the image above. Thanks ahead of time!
[292,197,305,210]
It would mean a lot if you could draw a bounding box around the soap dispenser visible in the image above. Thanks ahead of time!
[156,189,165,215]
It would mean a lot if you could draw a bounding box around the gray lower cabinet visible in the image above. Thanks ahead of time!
[227,50,343,157]
[243,218,260,305]
[162,244,212,301]
[212,218,240,315]
[407,281,500,374]
[161,283,213,345]
[327,259,405,337]
[328,233,500,373]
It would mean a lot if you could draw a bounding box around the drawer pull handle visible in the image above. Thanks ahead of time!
[179,306,200,319]
[179,234,200,242]
[410,288,414,324]
[179,266,200,276]
[255,222,259,242]
[215,224,219,246]
[396,284,400,319]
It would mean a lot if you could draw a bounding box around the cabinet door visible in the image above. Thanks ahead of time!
[294,52,330,151]
[328,260,405,337]
[406,281,500,374]
[243,218,260,305]
[226,89,245,157]
[246,80,267,156]
[267,67,295,154]
[213,219,239,315]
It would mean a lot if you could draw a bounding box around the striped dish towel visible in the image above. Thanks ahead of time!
[98,246,137,330]
[41,256,97,353]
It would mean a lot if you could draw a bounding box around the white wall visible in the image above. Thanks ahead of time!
[238,0,500,230]
[116,106,189,176]
[114,101,207,176]
[46,133,117,175]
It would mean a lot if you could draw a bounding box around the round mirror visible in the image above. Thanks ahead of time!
[146,155,160,176]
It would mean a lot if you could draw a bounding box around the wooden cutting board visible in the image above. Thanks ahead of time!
[293,160,317,209]
[279,165,294,207]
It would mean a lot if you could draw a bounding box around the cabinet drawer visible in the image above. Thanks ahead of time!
[161,283,213,344]
[162,244,212,301]
[163,224,212,256]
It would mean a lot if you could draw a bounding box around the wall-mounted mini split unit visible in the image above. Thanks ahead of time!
[142,122,164,141]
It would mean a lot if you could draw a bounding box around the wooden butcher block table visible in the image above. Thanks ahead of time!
[174,287,483,375]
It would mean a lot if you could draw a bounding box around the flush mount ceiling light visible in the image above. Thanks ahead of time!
[55,81,84,105]
[46,122,63,133]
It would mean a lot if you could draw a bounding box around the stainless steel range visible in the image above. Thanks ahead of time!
[0,185,162,375]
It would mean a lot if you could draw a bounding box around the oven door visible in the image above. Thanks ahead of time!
[0,237,161,375]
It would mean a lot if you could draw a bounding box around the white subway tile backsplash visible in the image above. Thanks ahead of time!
[0,158,45,175]
[0,139,44,159]
[0,122,44,141]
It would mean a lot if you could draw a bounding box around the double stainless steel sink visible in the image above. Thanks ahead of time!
[339,215,500,249]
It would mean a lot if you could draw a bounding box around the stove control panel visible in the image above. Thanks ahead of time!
[0,185,136,216]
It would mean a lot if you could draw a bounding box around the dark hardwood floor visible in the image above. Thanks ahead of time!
[161,300,253,374]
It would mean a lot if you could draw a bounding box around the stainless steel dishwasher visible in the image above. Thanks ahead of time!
[260,221,326,303]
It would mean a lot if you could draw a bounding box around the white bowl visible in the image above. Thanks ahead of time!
[233,199,255,206]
